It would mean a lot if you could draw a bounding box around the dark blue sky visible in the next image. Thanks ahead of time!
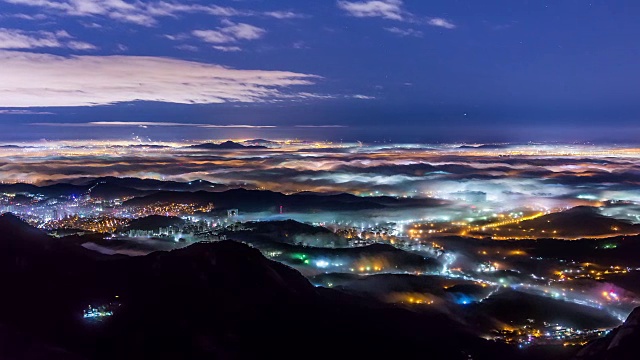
[0,0,639,142]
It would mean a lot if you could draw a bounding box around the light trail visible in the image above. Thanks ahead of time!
[468,212,547,232]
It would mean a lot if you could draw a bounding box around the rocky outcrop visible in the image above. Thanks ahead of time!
[575,307,640,360]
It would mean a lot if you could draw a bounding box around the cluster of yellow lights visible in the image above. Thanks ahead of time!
[46,215,129,233]
[132,203,214,217]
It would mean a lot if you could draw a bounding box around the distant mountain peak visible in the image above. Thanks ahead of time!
[189,141,267,150]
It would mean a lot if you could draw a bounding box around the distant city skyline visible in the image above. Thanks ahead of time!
[0,0,639,142]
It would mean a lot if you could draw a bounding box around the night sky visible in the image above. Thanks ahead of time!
[0,0,639,142]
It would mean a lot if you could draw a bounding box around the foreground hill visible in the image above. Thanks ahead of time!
[0,213,516,359]
[574,306,640,360]
[474,206,640,239]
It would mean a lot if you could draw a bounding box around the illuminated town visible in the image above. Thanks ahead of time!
[1,140,639,357]
[1,0,640,358]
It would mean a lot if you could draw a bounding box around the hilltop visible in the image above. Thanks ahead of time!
[0,214,517,359]
[123,188,445,212]
[574,306,640,360]
[188,140,267,150]
[474,206,640,239]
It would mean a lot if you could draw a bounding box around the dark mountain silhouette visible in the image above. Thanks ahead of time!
[87,177,224,192]
[472,290,620,330]
[85,183,151,199]
[188,140,267,150]
[0,214,519,359]
[574,306,640,360]
[0,212,111,270]
[0,177,227,200]
[244,219,337,236]
[0,212,52,255]
[0,212,40,232]
[0,323,85,360]
[123,188,444,212]
[242,139,278,146]
[0,182,84,198]
[1,178,442,212]
[230,219,348,247]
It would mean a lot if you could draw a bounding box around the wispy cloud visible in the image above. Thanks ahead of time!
[200,124,276,128]
[90,122,200,127]
[264,11,306,19]
[0,50,320,107]
[0,28,60,49]
[219,20,265,41]
[292,41,308,49]
[80,21,102,29]
[0,28,96,50]
[213,45,242,52]
[67,40,98,50]
[191,30,235,44]
[294,125,348,128]
[10,13,47,20]
[163,33,189,41]
[31,122,276,128]
[384,27,422,37]
[3,0,305,26]
[193,20,265,45]
[0,109,53,115]
[337,0,405,21]
[351,94,376,100]
[338,1,456,30]
[427,18,456,29]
